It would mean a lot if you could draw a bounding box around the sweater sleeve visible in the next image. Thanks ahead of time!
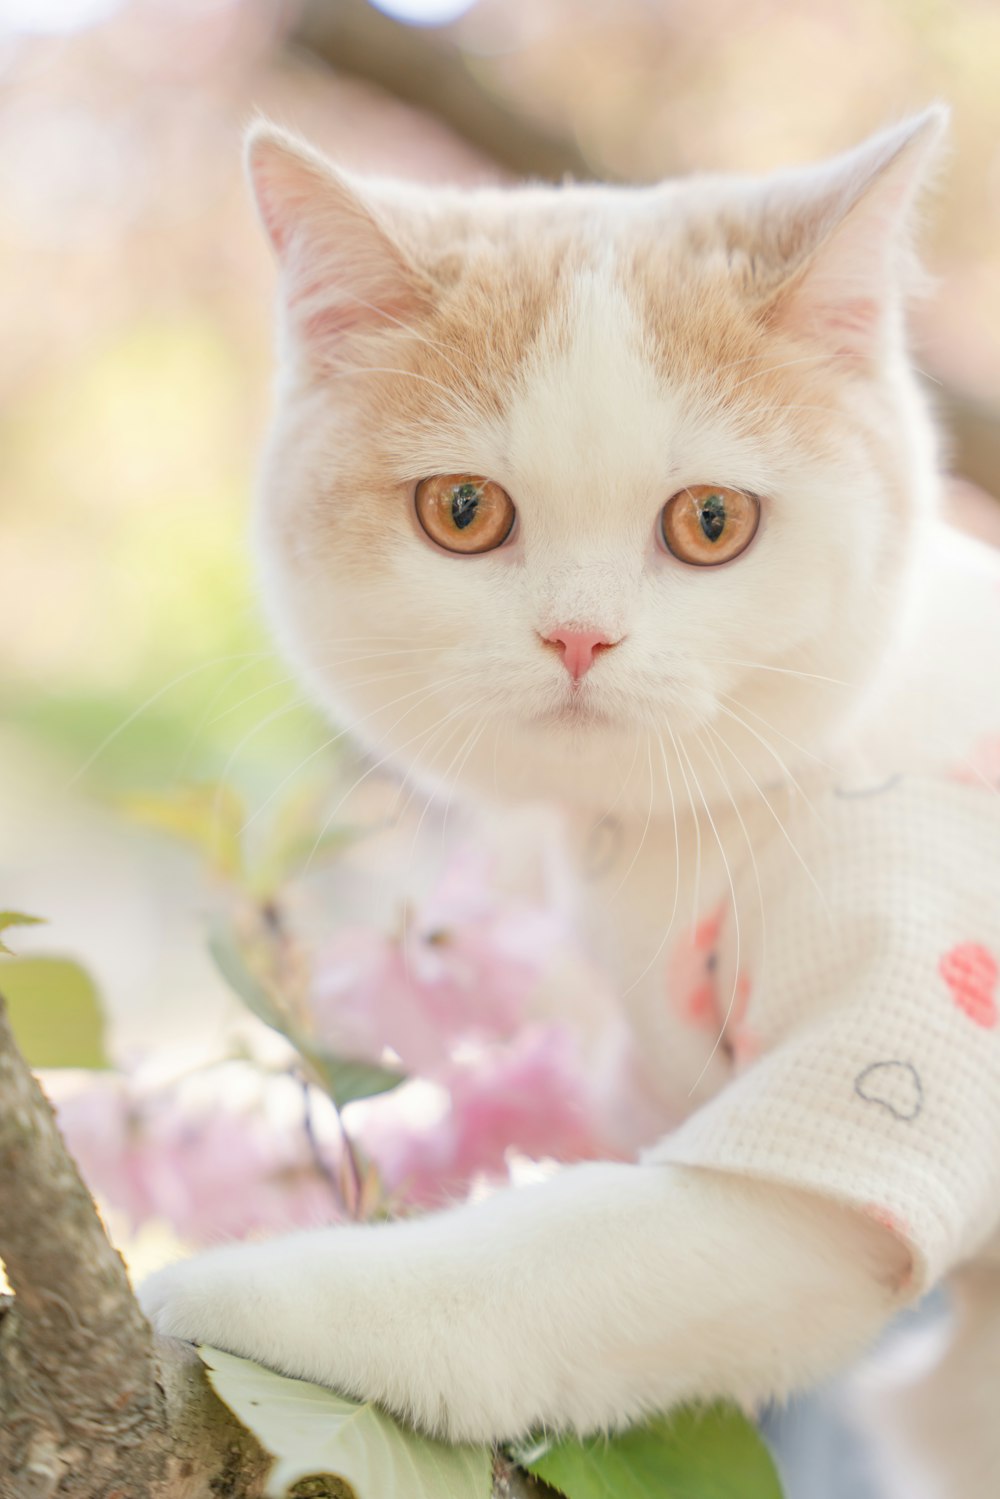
[647,776,1000,1291]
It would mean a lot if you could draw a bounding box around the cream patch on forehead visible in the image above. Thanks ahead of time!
[500,265,681,528]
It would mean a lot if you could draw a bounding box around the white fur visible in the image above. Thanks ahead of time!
[141,1162,903,1442]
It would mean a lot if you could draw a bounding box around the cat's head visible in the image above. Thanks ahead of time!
[247,111,945,817]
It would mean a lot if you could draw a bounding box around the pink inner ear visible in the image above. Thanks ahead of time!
[809,295,882,360]
[762,114,943,364]
[253,177,290,253]
[300,304,363,346]
[248,138,423,354]
[770,212,895,362]
[288,240,421,348]
[771,252,890,365]
[300,294,415,347]
[249,150,321,259]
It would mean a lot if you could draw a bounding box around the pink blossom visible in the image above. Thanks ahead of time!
[57,1080,340,1245]
[309,845,661,1207]
[309,846,567,1072]
[359,1023,602,1207]
[55,844,654,1242]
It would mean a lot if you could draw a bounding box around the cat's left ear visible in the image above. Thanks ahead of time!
[245,122,431,361]
[758,107,948,363]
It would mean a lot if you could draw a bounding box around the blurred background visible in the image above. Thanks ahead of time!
[2,0,999,1108]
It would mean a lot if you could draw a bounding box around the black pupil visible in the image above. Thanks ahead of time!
[451,483,480,530]
[699,494,726,542]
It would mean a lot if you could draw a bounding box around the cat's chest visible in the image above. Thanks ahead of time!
[567,793,781,1115]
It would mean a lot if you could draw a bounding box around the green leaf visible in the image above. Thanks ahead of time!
[199,1346,491,1499]
[310,1052,406,1109]
[513,1404,783,1499]
[208,918,285,1032]
[1,957,110,1069]
[208,920,405,1108]
[0,910,46,955]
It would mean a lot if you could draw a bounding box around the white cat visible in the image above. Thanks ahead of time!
[141,108,1000,1497]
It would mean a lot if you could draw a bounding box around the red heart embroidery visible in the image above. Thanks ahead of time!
[939,943,999,1029]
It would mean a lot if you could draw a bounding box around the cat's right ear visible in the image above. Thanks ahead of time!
[245,123,429,361]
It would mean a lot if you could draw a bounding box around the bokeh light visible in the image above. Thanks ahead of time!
[368,0,479,27]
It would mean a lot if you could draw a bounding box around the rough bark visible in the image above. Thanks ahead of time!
[290,0,1000,504]
[0,991,269,1499]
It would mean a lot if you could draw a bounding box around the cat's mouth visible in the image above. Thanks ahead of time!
[532,695,614,729]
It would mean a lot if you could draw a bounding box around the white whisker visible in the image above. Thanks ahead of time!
[303,686,489,874]
[699,720,768,1012]
[212,694,315,834]
[66,651,271,788]
[400,705,490,980]
[339,290,476,385]
[716,689,835,772]
[701,656,856,689]
[725,351,855,392]
[675,735,741,1096]
[664,720,702,934]
[402,706,476,891]
[241,671,473,835]
[173,655,278,782]
[383,686,477,835]
[714,699,833,838]
[206,672,309,728]
[608,734,655,902]
[710,347,854,379]
[221,670,436,820]
[621,732,681,999]
[711,705,834,926]
[442,714,489,848]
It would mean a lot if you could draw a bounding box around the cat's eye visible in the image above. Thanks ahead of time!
[660,485,760,566]
[415,474,516,554]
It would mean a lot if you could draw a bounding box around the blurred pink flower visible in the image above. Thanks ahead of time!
[309,846,567,1073]
[359,1023,602,1208]
[57,1080,339,1244]
[55,847,651,1242]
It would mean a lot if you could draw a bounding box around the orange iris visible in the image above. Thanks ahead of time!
[660,484,760,566]
[415,475,516,555]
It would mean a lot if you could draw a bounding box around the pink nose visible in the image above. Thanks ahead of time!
[543,628,619,681]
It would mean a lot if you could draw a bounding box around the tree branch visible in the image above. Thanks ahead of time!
[289,0,595,183]
[0,994,159,1481]
[0,992,269,1499]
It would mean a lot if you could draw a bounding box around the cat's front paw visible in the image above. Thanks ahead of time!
[138,1254,235,1347]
